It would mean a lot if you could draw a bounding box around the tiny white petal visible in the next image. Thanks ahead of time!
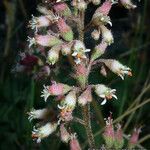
[101,99,107,105]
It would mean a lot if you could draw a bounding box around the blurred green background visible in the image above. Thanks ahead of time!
[0,0,150,149]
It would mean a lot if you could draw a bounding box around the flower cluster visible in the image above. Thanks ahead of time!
[15,0,139,148]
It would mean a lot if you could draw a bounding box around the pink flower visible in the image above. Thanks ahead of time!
[53,2,71,17]
[78,87,92,106]
[60,124,70,143]
[70,134,81,150]
[129,127,141,148]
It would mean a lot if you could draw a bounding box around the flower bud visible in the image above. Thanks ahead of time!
[27,34,62,48]
[32,122,57,143]
[94,84,117,105]
[60,124,70,143]
[114,124,124,149]
[91,0,101,5]
[61,42,73,55]
[75,63,88,87]
[91,29,100,40]
[28,108,49,121]
[120,0,137,9]
[76,0,87,11]
[70,134,81,150]
[47,45,61,65]
[37,5,53,15]
[91,41,108,61]
[56,18,73,42]
[102,59,132,80]
[78,87,92,106]
[53,2,71,17]
[58,91,77,110]
[128,127,141,149]
[100,25,114,45]
[100,65,107,77]
[41,82,72,101]
[103,115,115,148]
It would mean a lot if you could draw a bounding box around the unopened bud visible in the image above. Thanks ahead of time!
[76,0,87,11]
[91,29,100,40]
[61,42,73,55]
[100,25,114,45]
[91,0,101,5]
[53,2,71,17]
[60,124,70,143]
[78,87,92,106]
[70,134,81,150]
[56,18,73,42]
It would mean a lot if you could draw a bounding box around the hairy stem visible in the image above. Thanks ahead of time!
[78,10,96,149]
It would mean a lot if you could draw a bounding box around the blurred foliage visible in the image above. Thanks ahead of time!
[0,0,150,149]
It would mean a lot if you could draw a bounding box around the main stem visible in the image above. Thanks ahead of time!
[78,10,95,149]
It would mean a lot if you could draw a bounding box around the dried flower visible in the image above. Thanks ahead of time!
[94,84,117,105]
[78,87,92,106]
[102,59,132,80]
[41,82,72,101]
[120,0,137,9]
[56,18,73,42]
[60,124,70,143]
[32,122,57,143]
[28,108,49,121]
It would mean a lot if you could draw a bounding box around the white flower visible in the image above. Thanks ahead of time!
[32,122,57,143]
[103,59,132,80]
[72,40,90,64]
[41,85,50,102]
[58,91,76,110]
[94,84,117,105]
[28,108,49,121]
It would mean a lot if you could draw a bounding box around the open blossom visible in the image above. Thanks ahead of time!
[70,133,81,150]
[41,82,72,101]
[102,59,132,80]
[28,14,59,32]
[92,0,114,26]
[78,87,92,106]
[129,127,141,148]
[60,124,70,143]
[103,115,115,148]
[120,0,137,9]
[27,34,62,48]
[100,25,114,45]
[28,108,49,121]
[94,84,117,105]
[72,40,90,64]
[32,122,57,143]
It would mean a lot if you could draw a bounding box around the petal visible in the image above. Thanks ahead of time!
[101,99,107,105]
